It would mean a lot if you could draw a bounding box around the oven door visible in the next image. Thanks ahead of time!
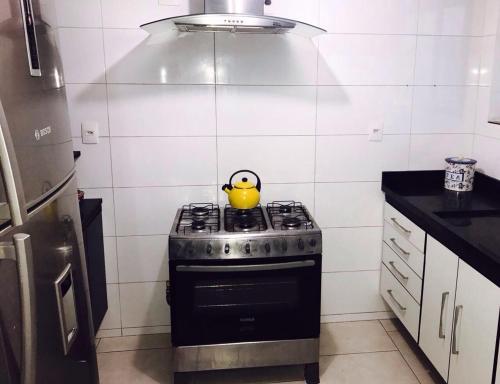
[170,255,321,346]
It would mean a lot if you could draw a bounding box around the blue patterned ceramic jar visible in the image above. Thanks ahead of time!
[444,157,477,192]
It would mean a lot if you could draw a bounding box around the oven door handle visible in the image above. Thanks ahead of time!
[176,260,316,273]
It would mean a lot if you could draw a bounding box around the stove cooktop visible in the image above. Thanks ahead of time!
[169,201,322,260]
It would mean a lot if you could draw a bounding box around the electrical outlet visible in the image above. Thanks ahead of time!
[81,122,99,144]
[368,123,384,142]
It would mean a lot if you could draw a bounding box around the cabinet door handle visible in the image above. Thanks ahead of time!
[389,261,409,282]
[438,292,449,339]
[451,305,463,354]
[387,289,407,312]
[391,217,412,235]
[390,238,410,257]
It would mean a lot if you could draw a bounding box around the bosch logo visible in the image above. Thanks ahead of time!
[34,126,52,141]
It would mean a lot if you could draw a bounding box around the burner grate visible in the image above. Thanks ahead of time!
[177,203,220,234]
[224,205,267,233]
[267,201,314,231]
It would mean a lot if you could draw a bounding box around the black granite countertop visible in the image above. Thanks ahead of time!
[382,171,500,287]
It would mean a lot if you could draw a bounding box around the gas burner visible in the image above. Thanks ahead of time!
[192,207,209,218]
[177,203,220,234]
[282,216,301,229]
[267,201,314,231]
[191,220,206,232]
[224,206,267,233]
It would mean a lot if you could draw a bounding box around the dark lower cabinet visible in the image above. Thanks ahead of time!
[80,199,107,334]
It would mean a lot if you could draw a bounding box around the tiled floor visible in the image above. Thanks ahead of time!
[96,319,443,384]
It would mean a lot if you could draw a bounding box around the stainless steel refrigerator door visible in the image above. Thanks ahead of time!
[0,0,75,209]
[0,174,99,384]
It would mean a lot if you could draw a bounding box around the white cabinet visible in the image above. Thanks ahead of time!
[448,260,500,384]
[419,236,459,380]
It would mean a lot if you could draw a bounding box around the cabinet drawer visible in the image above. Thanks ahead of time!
[383,221,425,278]
[384,203,426,252]
[380,264,420,341]
[382,243,422,304]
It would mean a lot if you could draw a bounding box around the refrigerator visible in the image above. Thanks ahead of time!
[0,0,99,383]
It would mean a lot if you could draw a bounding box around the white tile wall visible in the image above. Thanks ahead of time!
[103,29,215,85]
[418,0,486,36]
[119,282,170,328]
[117,235,169,283]
[72,138,113,188]
[111,137,217,187]
[218,137,315,184]
[319,0,419,34]
[315,135,410,182]
[60,0,493,333]
[58,28,105,84]
[322,227,383,272]
[66,84,109,137]
[317,86,413,135]
[114,186,217,236]
[321,271,388,315]
[409,134,474,169]
[411,86,478,134]
[414,36,481,86]
[471,0,500,188]
[215,34,318,85]
[107,84,216,136]
[318,35,416,86]
[216,86,316,136]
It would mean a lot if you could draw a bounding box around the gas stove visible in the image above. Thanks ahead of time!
[168,201,322,384]
[169,201,322,260]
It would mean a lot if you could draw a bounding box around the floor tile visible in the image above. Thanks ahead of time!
[98,334,171,353]
[98,349,171,384]
[320,321,397,356]
[380,318,400,333]
[320,352,419,384]
[388,331,442,384]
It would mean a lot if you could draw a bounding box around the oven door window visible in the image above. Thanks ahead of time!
[171,256,321,346]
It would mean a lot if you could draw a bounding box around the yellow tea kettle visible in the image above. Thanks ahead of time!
[222,170,262,210]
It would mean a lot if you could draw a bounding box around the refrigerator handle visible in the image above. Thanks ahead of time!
[19,0,41,77]
[0,102,28,226]
[13,234,36,384]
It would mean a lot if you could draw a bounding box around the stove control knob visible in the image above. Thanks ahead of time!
[206,244,213,254]
[298,239,305,250]
[265,243,271,253]
[245,243,251,254]
[309,238,317,247]
[282,240,288,252]
[224,243,230,254]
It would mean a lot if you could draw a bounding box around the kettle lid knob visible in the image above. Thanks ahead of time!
[242,177,248,182]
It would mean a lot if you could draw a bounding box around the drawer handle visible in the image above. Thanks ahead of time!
[439,292,449,339]
[451,305,463,355]
[387,289,407,312]
[389,261,409,282]
[391,217,412,235]
[390,238,410,257]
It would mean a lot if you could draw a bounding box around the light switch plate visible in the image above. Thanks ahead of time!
[81,122,99,144]
[368,123,384,142]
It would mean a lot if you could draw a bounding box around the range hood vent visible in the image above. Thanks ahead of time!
[141,0,326,38]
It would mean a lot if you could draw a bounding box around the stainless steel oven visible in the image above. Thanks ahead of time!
[170,255,321,347]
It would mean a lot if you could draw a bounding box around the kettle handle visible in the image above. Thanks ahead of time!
[229,170,262,192]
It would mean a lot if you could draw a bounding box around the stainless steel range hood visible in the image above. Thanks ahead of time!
[141,0,326,38]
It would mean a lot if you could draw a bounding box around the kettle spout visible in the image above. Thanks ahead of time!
[222,184,233,194]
